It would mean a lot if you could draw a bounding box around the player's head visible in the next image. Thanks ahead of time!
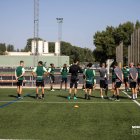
[20,61,24,67]
[38,61,43,66]
[73,59,79,65]
[137,63,140,68]
[63,64,67,67]
[123,64,127,68]
[50,63,54,67]
[88,63,92,68]
[114,62,118,67]
[101,63,105,67]
[129,62,134,68]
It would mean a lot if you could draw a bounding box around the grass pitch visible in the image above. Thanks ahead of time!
[0,88,140,140]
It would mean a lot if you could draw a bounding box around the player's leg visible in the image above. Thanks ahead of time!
[41,81,45,99]
[100,80,104,98]
[68,81,73,100]
[51,75,55,91]
[134,82,137,99]
[60,78,63,90]
[64,78,67,90]
[85,83,88,99]
[36,81,39,99]
[74,81,78,100]
[116,87,120,101]
[88,85,92,100]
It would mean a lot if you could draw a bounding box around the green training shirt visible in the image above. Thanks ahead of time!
[60,67,69,78]
[85,68,95,84]
[33,66,47,80]
[122,68,129,78]
[112,69,116,79]
[15,66,25,80]
[137,68,140,78]
[48,67,55,75]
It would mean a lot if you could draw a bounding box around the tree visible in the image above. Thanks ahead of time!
[0,43,6,55]
[93,21,140,63]
[7,44,14,52]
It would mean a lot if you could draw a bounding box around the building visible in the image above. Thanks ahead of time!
[0,40,69,68]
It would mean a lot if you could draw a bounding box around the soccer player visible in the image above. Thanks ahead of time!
[137,63,140,92]
[15,60,25,99]
[84,63,95,100]
[82,64,88,90]
[99,63,108,99]
[114,62,123,101]
[60,64,69,90]
[32,61,48,99]
[122,65,129,91]
[129,62,138,100]
[48,63,55,91]
[68,60,83,100]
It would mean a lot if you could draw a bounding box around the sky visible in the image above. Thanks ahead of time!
[0,0,140,50]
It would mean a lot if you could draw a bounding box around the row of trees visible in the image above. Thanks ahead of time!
[0,43,15,55]
[22,39,94,63]
[93,20,140,63]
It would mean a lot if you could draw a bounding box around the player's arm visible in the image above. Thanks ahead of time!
[135,72,138,82]
[15,69,18,80]
[115,71,123,82]
[43,67,49,76]
[32,67,37,77]
[19,68,25,78]
[47,67,51,75]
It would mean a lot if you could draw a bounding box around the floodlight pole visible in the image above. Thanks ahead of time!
[33,0,39,67]
[56,18,63,55]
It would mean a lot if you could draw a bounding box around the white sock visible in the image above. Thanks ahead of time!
[135,94,137,99]
[133,94,135,99]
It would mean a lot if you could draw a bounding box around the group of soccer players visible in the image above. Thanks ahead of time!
[15,60,140,101]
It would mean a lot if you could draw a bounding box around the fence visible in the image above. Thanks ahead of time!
[128,28,140,65]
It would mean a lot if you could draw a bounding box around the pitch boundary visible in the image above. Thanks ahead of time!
[0,101,134,104]
[122,91,140,107]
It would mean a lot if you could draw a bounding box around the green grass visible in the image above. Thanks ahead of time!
[0,88,140,140]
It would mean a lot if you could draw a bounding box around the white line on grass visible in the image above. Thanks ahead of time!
[122,91,140,107]
[0,101,134,104]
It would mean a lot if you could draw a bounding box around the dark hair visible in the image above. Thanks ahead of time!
[38,61,43,65]
[20,60,24,64]
[88,63,92,67]
[114,62,118,66]
[73,60,77,63]
[137,63,140,66]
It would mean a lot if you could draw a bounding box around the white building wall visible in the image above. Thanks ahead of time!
[55,41,60,55]
[31,40,36,54]
[38,40,43,55]
[44,41,49,53]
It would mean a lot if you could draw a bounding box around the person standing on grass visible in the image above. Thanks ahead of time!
[15,60,25,99]
[84,63,95,100]
[32,61,48,99]
[129,62,138,100]
[122,65,129,92]
[48,63,55,91]
[99,63,108,99]
[110,65,116,99]
[60,64,69,90]
[114,62,123,101]
[68,60,83,100]
[137,63,140,93]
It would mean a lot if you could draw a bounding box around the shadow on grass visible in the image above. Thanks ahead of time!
[8,95,17,98]
[57,95,68,99]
